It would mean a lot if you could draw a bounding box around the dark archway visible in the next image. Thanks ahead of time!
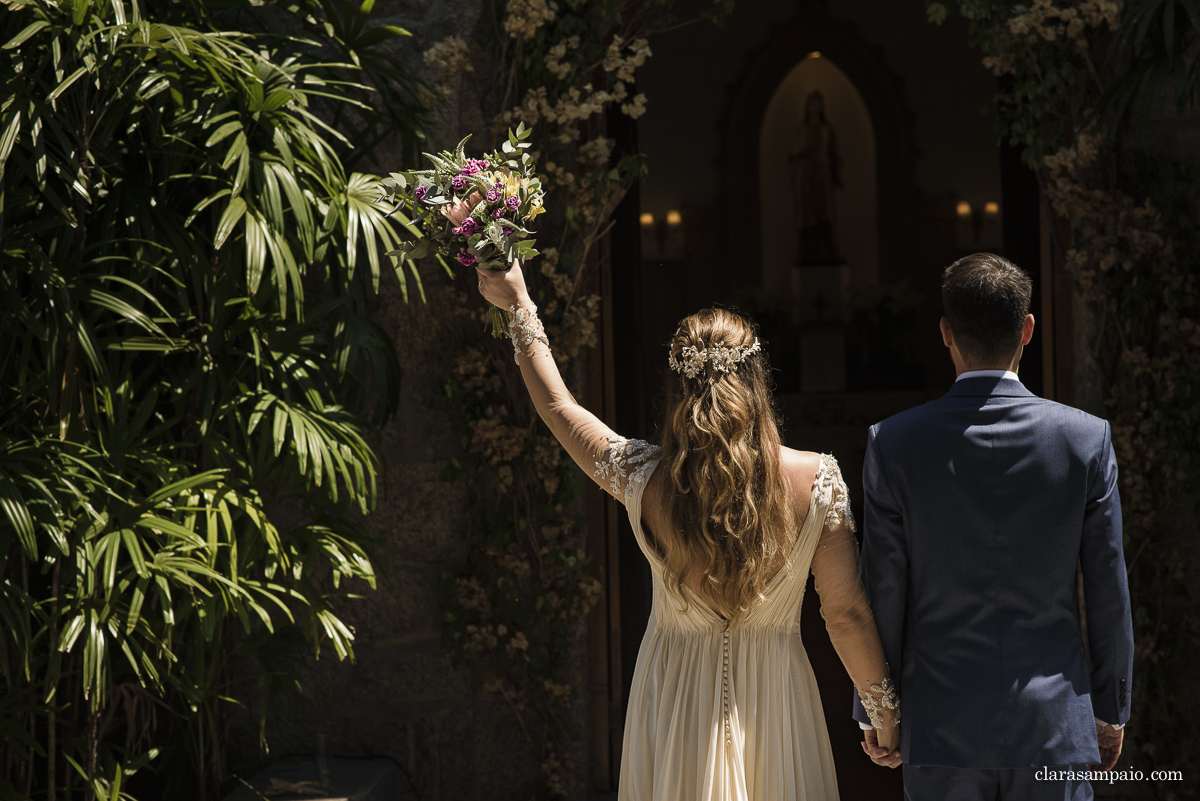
[717,6,918,297]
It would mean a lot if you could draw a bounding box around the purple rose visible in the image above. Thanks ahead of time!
[490,207,506,220]
[456,250,477,266]
[485,185,502,203]
[504,195,521,211]
[450,175,468,192]
[413,185,427,201]
[502,225,515,236]
[461,163,480,177]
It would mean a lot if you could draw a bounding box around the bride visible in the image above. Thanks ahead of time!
[476,261,900,800]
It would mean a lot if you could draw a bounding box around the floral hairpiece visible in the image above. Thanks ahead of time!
[668,338,761,379]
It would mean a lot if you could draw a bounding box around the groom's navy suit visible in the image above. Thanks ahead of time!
[853,375,1133,794]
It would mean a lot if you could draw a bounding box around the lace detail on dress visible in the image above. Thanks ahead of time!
[817,453,857,533]
[593,437,660,502]
[856,667,901,729]
[508,303,549,365]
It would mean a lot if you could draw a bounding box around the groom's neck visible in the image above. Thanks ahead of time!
[953,346,1022,378]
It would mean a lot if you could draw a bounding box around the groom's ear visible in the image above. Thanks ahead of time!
[1021,314,1035,346]
[939,317,954,348]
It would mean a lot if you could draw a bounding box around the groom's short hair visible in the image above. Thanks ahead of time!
[942,253,1033,366]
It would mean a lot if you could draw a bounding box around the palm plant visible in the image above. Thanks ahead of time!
[0,0,429,797]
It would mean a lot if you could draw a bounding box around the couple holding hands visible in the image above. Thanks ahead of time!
[475,251,1133,801]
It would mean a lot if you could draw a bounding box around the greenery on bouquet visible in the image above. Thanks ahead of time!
[378,124,545,335]
[929,0,1200,792]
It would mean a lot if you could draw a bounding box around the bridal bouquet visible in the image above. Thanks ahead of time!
[378,123,544,336]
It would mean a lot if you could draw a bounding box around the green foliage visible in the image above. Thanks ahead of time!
[929,0,1114,166]
[1094,0,1200,132]
[0,0,425,797]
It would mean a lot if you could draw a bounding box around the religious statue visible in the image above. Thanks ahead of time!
[788,90,843,265]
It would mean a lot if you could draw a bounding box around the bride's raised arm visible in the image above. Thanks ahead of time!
[475,260,655,504]
[808,460,901,755]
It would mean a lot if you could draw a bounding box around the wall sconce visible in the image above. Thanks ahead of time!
[641,207,685,260]
[656,209,683,252]
[955,200,1001,248]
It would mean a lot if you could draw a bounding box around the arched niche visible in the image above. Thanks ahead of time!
[760,54,877,314]
[718,10,917,296]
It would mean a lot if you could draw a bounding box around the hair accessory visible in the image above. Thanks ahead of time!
[668,338,761,379]
[508,303,548,365]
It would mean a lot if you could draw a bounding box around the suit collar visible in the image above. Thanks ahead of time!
[945,375,1035,398]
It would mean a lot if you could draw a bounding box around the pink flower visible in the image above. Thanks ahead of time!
[442,192,482,227]
[456,250,477,266]
[504,195,521,211]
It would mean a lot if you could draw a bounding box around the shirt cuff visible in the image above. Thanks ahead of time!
[859,721,874,731]
[1095,717,1125,730]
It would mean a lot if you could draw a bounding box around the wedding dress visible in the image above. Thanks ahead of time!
[602,441,888,801]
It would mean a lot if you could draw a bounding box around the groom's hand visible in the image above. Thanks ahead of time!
[1095,721,1124,772]
[862,728,902,768]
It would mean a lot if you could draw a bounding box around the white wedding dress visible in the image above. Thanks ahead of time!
[607,444,873,801]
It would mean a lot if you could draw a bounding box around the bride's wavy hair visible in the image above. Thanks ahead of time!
[657,308,794,623]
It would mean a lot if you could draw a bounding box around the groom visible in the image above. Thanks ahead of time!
[853,253,1133,799]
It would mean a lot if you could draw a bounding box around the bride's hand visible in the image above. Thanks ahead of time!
[862,726,901,768]
[476,259,532,311]
[443,192,482,227]
[875,718,899,753]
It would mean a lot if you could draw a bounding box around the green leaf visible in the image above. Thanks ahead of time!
[121,529,149,579]
[214,196,247,249]
[145,470,226,506]
[244,210,267,293]
[3,20,49,50]
[0,474,36,560]
[58,614,86,653]
[205,120,243,148]
[0,108,21,166]
[47,66,87,104]
[135,517,203,545]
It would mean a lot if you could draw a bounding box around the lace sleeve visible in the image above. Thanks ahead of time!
[809,454,899,730]
[594,437,661,505]
[815,453,857,534]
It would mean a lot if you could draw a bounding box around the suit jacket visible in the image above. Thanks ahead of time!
[851,375,1133,768]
